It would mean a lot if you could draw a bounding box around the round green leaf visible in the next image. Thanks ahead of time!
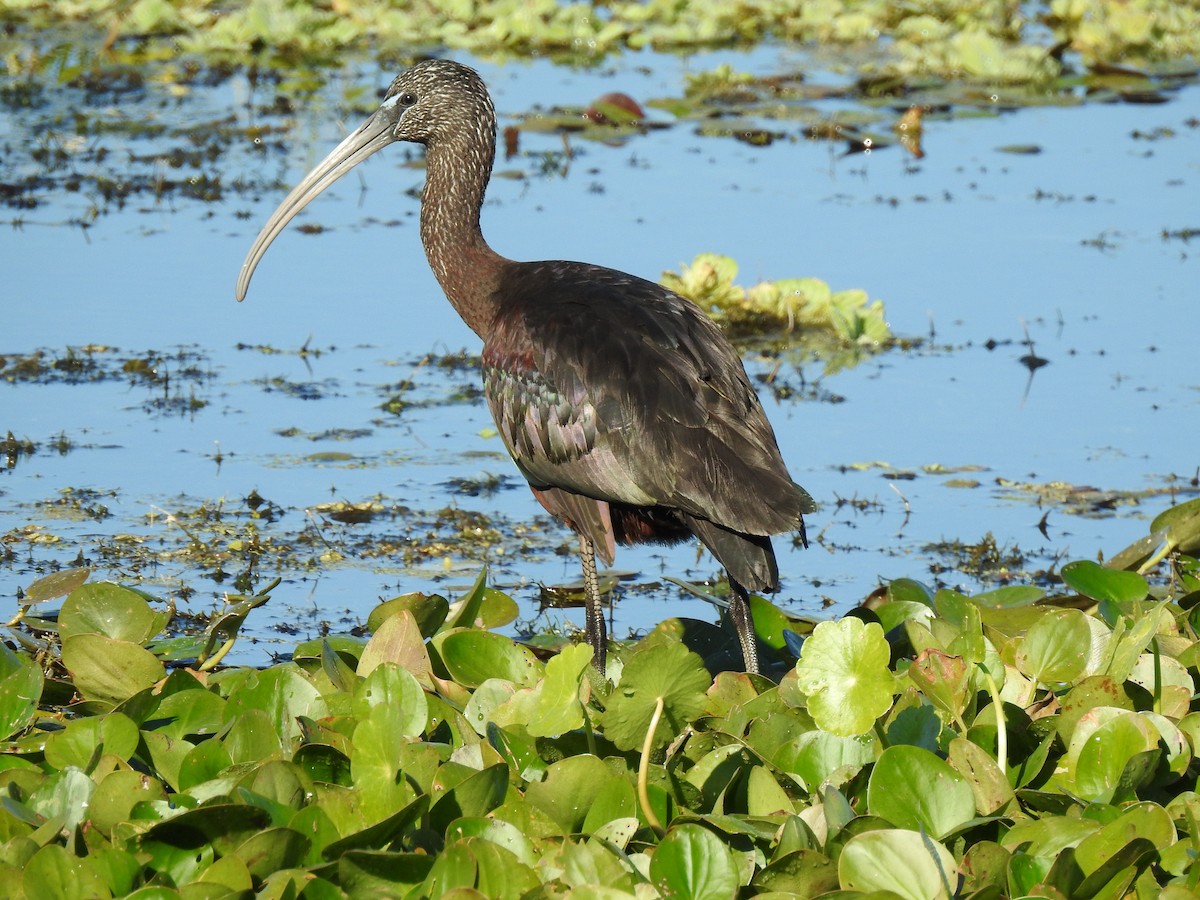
[753,849,839,896]
[350,717,418,824]
[887,578,936,607]
[353,662,428,740]
[526,642,593,738]
[368,592,450,637]
[44,711,139,770]
[466,835,540,897]
[650,823,740,900]
[89,770,169,837]
[969,585,1044,608]
[747,594,793,650]
[22,567,91,605]
[780,730,876,790]
[525,754,614,834]
[359,608,433,680]
[1075,801,1174,877]
[59,582,168,643]
[178,738,235,792]
[22,844,111,900]
[0,644,43,741]
[338,850,434,895]
[599,641,710,752]
[1014,608,1090,685]
[793,618,895,736]
[1151,497,1200,554]
[428,764,510,835]
[1060,560,1148,604]
[446,818,537,868]
[1065,708,1159,802]
[232,826,311,881]
[838,829,955,899]
[62,634,165,704]
[141,803,272,858]
[223,665,327,749]
[152,688,228,741]
[29,767,95,834]
[580,777,638,835]
[867,745,976,838]
[437,631,543,688]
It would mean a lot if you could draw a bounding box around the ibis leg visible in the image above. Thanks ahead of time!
[728,577,759,675]
[580,535,607,674]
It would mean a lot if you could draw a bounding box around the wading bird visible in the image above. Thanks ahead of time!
[236,59,815,674]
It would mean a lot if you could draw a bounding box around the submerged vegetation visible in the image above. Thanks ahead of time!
[0,500,1199,895]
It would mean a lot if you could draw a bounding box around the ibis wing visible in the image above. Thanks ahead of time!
[482,262,813,538]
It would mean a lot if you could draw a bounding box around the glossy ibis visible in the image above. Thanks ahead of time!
[236,59,815,674]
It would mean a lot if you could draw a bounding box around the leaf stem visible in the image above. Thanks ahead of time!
[980,665,1006,778]
[638,694,666,837]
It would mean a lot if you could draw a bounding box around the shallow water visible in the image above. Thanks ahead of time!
[3,46,1198,661]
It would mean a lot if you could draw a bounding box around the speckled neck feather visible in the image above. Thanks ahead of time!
[416,69,508,339]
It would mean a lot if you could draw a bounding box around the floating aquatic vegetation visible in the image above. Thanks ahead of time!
[662,252,892,347]
[2,499,1199,895]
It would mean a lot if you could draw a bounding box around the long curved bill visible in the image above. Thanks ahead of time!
[235,106,399,301]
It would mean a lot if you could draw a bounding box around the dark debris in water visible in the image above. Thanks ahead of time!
[0,345,214,417]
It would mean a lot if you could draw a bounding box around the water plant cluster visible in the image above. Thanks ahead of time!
[0,499,1198,897]
[661,253,890,359]
[4,0,1200,74]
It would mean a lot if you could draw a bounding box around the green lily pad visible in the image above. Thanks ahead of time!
[779,730,876,791]
[59,582,169,644]
[1064,707,1160,802]
[437,631,543,689]
[338,850,434,895]
[87,769,169,836]
[353,662,428,740]
[599,641,710,752]
[446,817,538,869]
[428,764,510,836]
[887,578,936,608]
[61,634,165,704]
[151,687,228,741]
[793,617,895,736]
[0,644,43,741]
[526,642,592,737]
[1060,559,1149,604]
[969,585,1045,608]
[580,776,638,834]
[868,745,976,838]
[22,567,91,605]
[838,829,956,899]
[224,665,327,750]
[1151,497,1200,555]
[747,594,795,650]
[22,844,112,900]
[525,755,614,834]
[232,826,311,881]
[649,823,740,900]
[752,848,839,896]
[359,608,434,682]
[321,794,429,860]
[44,711,139,770]
[1014,608,1090,685]
[367,592,450,637]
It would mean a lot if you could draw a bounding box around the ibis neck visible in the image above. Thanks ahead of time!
[419,136,507,339]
